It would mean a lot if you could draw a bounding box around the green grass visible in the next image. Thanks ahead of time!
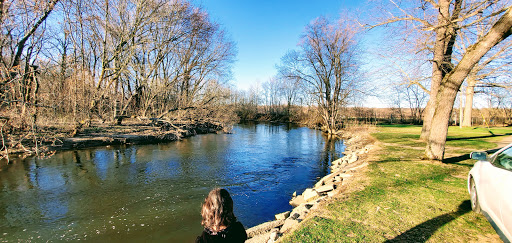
[281,125,512,242]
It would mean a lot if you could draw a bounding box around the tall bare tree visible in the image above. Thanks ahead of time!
[461,40,512,127]
[0,0,59,123]
[168,8,235,114]
[46,0,236,123]
[371,0,512,160]
[426,7,512,160]
[279,16,361,134]
[278,76,301,116]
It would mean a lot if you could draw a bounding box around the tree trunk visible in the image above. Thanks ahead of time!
[462,77,477,127]
[420,88,436,139]
[426,8,512,161]
[10,0,59,74]
[425,86,457,160]
[421,0,463,140]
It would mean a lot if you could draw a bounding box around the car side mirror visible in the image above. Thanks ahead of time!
[470,152,488,161]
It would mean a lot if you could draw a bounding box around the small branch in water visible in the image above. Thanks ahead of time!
[32,116,39,157]
[0,118,9,163]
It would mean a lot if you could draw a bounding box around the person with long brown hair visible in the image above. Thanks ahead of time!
[196,188,247,243]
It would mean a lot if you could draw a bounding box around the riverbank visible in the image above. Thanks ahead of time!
[278,125,512,242]
[244,126,376,242]
[0,118,225,163]
[0,122,338,242]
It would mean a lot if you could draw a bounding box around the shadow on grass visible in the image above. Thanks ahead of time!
[446,133,512,141]
[443,147,502,165]
[385,200,471,243]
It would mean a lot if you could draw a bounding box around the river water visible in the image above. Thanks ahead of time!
[0,122,344,242]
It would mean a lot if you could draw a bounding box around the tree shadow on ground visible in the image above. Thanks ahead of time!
[385,200,471,243]
[446,133,511,141]
[443,147,502,165]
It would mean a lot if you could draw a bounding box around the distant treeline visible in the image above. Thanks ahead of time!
[345,107,512,127]
[232,104,512,128]
[1,0,237,131]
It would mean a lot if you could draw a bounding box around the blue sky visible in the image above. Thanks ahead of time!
[192,0,366,90]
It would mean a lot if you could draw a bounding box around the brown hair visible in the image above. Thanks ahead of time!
[201,188,237,232]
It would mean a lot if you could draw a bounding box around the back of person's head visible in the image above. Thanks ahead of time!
[201,188,236,232]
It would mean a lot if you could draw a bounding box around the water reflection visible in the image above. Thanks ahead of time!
[0,123,344,242]
[320,136,340,175]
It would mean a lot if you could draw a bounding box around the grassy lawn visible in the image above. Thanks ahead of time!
[281,125,512,242]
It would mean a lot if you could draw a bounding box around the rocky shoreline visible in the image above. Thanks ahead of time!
[245,129,374,243]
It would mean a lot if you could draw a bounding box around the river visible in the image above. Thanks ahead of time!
[0,122,344,242]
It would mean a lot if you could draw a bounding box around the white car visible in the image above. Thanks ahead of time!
[469,143,512,243]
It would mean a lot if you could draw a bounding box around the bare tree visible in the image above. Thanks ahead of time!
[375,48,430,124]
[261,77,282,116]
[45,0,236,123]
[232,87,260,121]
[486,88,512,125]
[426,7,512,160]
[0,0,59,123]
[390,82,428,124]
[371,0,512,160]
[278,76,301,117]
[461,40,512,126]
[279,16,361,134]
[153,6,236,120]
[0,0,237,158]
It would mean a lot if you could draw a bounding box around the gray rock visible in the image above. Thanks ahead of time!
[295,205,312,220]
[268,229,279,242]
[246,220,285,238]
[246,232,272,243]
[327,190,338,197]
[315,196,327,203]
[316,172,337,187]
[307,196,327,211]
[314,179,324,188]
[291,204,310,220]
[316,184,335,193]
[289,195,306,207]
[347,154,358,164]
[302,188,319,201]
[310,202,321,211]
[332,158,342,165]
[289,212,300,220]
[275,211,290,220]
[280,218,300,233]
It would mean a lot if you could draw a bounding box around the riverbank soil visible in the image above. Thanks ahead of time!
[0,118,224,162]
[281,125,512,242]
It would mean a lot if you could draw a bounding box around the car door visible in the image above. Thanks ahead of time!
[492,146,512,240]
[480,153,502,223]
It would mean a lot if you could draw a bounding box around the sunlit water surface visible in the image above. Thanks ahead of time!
[0,122,344,242]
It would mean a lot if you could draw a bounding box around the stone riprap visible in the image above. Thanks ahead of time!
[244,131,374,242]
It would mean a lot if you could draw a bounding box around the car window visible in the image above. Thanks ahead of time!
[494,147,512,171]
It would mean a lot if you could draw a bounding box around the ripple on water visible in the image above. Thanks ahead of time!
[0,123,344,242]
